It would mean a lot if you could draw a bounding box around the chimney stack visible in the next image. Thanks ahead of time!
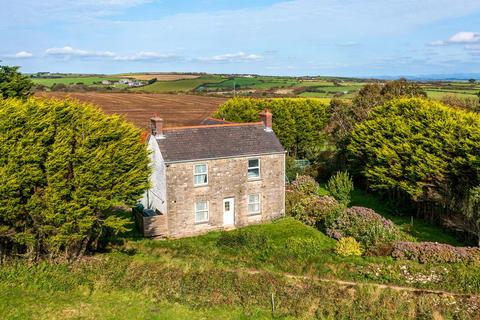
[259,109,273,132]
[150,115,164,138]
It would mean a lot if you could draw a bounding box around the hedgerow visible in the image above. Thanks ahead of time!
[0,97,150,262]
[348,98,480,241]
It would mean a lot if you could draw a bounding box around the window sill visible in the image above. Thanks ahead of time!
[247,212,261,216]
[194,221,209,225]
[247,177,262,182]
[194,184,209,188]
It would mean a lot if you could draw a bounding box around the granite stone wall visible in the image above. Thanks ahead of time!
[150,153,285,238]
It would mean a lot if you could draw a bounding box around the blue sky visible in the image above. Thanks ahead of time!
[2,0,480,77]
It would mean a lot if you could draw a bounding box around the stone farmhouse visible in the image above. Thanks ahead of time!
[138,111,286,238]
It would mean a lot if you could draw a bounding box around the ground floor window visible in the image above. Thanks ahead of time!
[195,201,209,223]
[248,194,261,214]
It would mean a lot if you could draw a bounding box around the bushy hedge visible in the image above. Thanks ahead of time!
[326,207,410,249]
[392,241,480,264]
[348,98,480,225]
[0,98,150,262]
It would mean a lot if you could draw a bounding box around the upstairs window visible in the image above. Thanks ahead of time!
[248,158,260,179]
[194,164,208,186]
[248,194,261,214]
[195,201,209,223]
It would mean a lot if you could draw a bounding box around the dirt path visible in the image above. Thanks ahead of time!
[240,269,477,298]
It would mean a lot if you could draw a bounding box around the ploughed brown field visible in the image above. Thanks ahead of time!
[37,92,227,129]
[118,73,201,81]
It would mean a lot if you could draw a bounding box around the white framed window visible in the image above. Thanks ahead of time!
[248,194,261,215]
[195,201,209,223]
[194,164,208,186]
[247,158,260,179]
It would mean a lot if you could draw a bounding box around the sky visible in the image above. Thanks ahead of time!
[1,0,480,77]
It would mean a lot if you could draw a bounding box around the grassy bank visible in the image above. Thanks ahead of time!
[2,218,480,319]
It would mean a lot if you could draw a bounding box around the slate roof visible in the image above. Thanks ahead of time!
[157,123,285,163]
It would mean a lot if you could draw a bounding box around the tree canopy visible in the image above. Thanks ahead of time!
[348,98,480,222]
[0,98,150,261]
[214,98,330,159]
[0,65,33,99]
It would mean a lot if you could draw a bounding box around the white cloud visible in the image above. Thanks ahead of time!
[429,31,480,46]
[198,52,263,63]
[14,51,33,58]
[1,51,34,59]
[113,51,181,61]
[45,46,115,58]
[448,31,480,43]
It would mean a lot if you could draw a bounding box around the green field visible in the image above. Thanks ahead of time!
[30,73,480,103]
[31,76,123,87]
[200,76,299,91]
[132,75,226,93]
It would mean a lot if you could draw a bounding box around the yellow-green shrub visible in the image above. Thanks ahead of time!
[335,237,363,256]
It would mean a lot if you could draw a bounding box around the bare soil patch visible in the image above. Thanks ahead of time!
[37,92,227,129]
[119,74,201,81]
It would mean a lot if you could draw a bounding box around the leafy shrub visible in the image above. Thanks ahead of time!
[327,171,354,205]
[335,237,362,256]
[289,175,320,196]
[326,206,410,249]
[285,237,324,258]
[288,195,344,229]
[392,241,480,264]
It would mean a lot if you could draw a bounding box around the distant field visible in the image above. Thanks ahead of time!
[201,77,299,91]
[119,73,201,81]
[132,75,226,93]
[426,90,478,99]
[37,92,227,129]
[31,76,122,87]
[31,73,480,101]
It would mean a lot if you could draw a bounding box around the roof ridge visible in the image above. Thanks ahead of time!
[163,122,263,131]
[204,117,234,124]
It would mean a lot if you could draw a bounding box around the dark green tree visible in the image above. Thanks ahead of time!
[348,98,480,222]
[0,97,150,261]
[0,65,33,99]
[214,98,329,159]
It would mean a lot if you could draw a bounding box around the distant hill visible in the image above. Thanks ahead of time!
[376,73,480,81]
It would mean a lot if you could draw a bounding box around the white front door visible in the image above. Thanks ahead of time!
[223,198,235,226]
